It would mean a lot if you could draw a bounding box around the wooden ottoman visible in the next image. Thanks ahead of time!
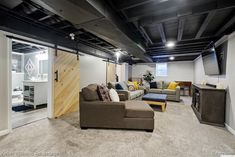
[142,93,167,112]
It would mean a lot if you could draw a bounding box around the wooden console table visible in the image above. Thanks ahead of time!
[175,81,192,96]
[191,84,226,127]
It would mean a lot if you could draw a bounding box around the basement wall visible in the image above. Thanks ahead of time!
[131,61,194,82]
[0,33,10,134]
[79,53,107,89]
[194,32,235,134]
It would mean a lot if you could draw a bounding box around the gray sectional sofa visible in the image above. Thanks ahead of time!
[80,84,154,131]
[109,81,144,100]
[149,81,181,102]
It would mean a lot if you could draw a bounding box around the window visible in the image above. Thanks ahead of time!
[156,63,168,76]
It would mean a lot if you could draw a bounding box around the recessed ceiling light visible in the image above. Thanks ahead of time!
[169,56,175,60]
[166,41,175,48]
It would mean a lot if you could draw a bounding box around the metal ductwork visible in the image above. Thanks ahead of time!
[31,0,153,62]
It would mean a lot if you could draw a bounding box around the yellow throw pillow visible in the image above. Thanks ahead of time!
[128,81,139,90]
[167,82,178,90]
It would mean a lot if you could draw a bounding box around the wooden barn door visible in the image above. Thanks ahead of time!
[106,63,116,83]
[53,50,80,118]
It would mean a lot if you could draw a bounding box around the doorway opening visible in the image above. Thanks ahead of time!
[11,39,49,128]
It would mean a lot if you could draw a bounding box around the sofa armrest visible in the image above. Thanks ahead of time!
[175,86,181,101]
[116,90,130,100]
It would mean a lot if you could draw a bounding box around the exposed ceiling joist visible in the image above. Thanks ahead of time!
[195,11,216,39]
[139,1,235,26]
[146,46,206,52]
[152,52,201,58]
[158,23,166,43]
[216,14,235,36]
[150,51,202,57]
[177,19,185,41]
[117,0,169,11]
[117,0,153,11]
[139,26,153,45]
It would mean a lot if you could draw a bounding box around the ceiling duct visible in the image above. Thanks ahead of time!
[31,0,153,62]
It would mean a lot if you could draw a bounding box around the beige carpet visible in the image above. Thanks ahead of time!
[0,97,235,157]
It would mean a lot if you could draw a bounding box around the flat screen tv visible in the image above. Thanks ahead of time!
[201,47,220,75]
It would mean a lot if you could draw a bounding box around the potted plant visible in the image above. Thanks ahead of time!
[143,71,154,84]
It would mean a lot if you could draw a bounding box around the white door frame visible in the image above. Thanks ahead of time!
[0,30,55,136]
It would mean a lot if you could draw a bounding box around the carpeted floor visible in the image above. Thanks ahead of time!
[0,97,235,157]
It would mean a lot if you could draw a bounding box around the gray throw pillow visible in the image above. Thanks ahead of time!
[119,81,128,90]
[156,81,163,89]
[82,85,100,101]
[163,81,170,89]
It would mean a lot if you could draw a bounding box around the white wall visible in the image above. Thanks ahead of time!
[12,72,24,91]
[0,33,10,134]
[132,61,194,82]
[79,54,106,89]
[194,32,235,134]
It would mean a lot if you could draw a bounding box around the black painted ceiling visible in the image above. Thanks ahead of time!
[106,0,235,62]
[1,0,235,63]
[0,0,118,56]
[12,41,46,53]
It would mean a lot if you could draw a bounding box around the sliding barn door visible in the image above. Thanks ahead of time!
[107,63,116,83]
[53,50,80,118]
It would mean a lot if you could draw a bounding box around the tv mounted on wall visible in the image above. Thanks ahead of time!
[201,47,220,75]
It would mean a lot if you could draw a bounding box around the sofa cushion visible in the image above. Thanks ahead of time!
[125,101,154,118]
[109,88,120,102]
[162,89,176,95]
[82,84,100,101]
[150,82,157,88]
[167,82,179,90]
[119,81,128,90]
[156,81,163,89]
[128,84,135,91]
[149,88,162,94]
[163,81,170,89]
[97,85,111,101]
[130,90,144,99]
[115,83,123,90]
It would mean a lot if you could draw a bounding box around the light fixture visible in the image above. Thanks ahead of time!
[115,51,121,57]
[69,33,75,40]
[169,56,175,60]
[115,51,121,63]
[166,41,175,48]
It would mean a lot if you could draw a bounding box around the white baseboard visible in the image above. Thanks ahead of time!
[0,129,10,136]
[225,123,235,136]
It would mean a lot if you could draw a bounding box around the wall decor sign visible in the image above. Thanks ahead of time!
[25,58,35,77]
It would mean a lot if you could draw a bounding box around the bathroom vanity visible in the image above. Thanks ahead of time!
[23,80,48,109]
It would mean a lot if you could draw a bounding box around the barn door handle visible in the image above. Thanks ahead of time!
[55,70,59,82]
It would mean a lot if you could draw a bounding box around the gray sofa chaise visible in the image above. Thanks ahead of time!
[80,84,154,132]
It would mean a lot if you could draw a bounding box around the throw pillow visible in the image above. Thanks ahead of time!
[115,83,123,90]
[97,85,111,101]
[167,82,179,90]
[150,82,157,88]
[82,85,100,101]
[128,81,139,90]
[109,88,120,102]
[156,81,163,89]
[163,81,170,89]
[119,81,128,90]
[128,84,135,91]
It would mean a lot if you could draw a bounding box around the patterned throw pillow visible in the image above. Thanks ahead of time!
[97,85,111,101]
[128,84,135,91]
